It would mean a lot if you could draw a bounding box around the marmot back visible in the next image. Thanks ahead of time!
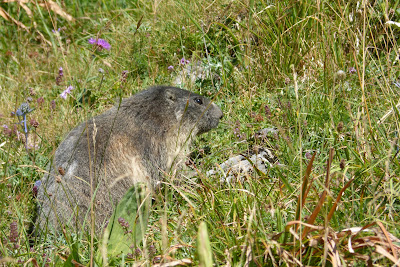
[37,86,223,231]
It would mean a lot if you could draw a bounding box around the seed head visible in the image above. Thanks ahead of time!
[335,70,346,81]
[264,105,271,117]
[37,97,44,106]
[58,166,65,176]
[29,87,36,96]
[50,100,56,111]
[337,121,344,132]
[340,159,346,170]
[30,119,39,128]
[9,221,18,243]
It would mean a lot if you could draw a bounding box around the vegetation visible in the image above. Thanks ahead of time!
[1,0,400,265]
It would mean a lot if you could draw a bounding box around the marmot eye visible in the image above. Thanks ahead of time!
[194,98,203,105]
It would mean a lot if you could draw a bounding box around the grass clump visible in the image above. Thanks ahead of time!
[1,0,400,265]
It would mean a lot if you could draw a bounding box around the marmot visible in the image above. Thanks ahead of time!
[37,86,223,231]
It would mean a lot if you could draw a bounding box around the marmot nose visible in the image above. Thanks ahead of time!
[212,102,223,120]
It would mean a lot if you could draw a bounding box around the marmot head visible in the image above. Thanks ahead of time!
[164,87,223,135]
[124,86,223,136]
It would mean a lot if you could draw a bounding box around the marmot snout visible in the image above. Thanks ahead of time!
[37,86,222,230]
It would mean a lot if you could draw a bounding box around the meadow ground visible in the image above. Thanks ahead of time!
[1,0,400,266]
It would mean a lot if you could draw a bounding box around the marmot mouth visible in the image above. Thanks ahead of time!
[197,119,221,135]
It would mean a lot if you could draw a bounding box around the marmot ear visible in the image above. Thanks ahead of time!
[165,88,176,102]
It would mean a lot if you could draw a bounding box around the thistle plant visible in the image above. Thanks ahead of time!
[15,102,34,153]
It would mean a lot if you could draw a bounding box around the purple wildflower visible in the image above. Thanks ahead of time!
[168,65,174,70]
[32,180,41,198]
[118,217,132,234]
[120,70,129,88]
[121,70,128,79]
[348,67,356,74]
[89,38,111,51]
[97,39,111,50]
[180,57,189,65]
[56,67,64,85]
[233,121,246,140]
[135,247,142,257]
[88,38,97,45]
[60,85,74,99]
[118,217,130,228]
[60,92,67,99]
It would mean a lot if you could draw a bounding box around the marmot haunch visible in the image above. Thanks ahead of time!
[37,86,223,231]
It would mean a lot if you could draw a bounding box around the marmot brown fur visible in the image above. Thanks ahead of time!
[37,85,223,231]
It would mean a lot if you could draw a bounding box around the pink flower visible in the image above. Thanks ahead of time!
[60,85,74,99]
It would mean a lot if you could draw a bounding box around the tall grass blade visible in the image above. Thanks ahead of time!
[327,178,354,222]
[197,221,213,267]
[377,221,399,262]
[295,151,316,228]
[302,148,334,239]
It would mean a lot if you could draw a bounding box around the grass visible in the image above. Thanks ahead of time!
[1,0,400,265]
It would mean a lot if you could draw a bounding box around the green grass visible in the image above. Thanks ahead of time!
[1,0,400,265]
